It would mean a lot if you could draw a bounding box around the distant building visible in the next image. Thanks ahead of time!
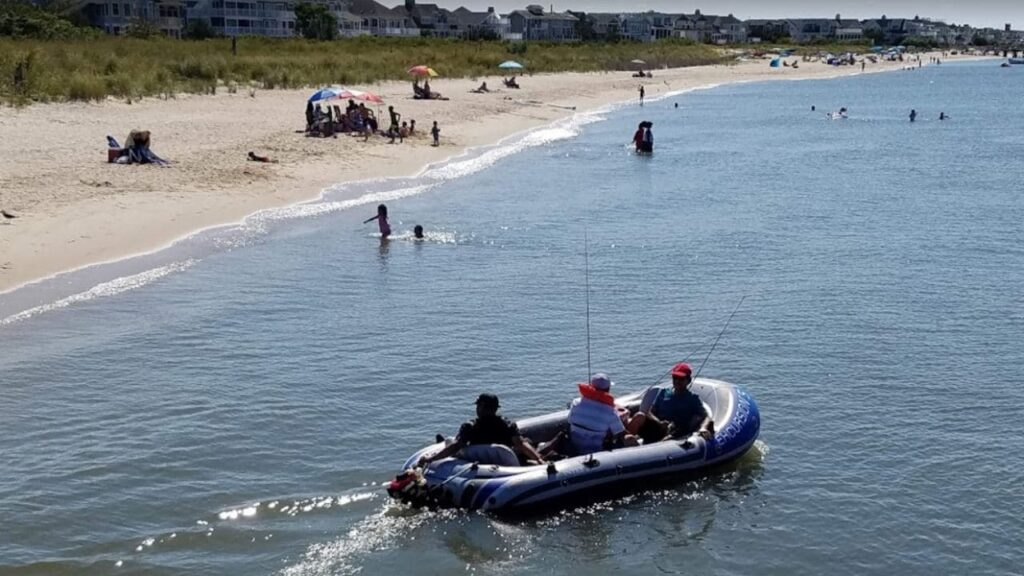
[448,6,503,39]
[81,0,184,37]
[744,19,787,42]
[348,0,418,37]
[675,10,746,44]
[507,5,578,42]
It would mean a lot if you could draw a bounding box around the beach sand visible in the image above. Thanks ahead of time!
[0,54,964,293]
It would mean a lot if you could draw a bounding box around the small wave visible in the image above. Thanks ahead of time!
[280,503,448,576]
[216,492,377,521]
[0,260,196,327]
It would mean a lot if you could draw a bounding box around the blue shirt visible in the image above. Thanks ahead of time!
[652,389,708,436]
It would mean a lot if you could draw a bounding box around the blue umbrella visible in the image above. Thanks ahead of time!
[498,60,524,70]
[308,86,342,103]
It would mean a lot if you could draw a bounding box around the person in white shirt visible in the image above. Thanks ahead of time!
[567,373,640,454]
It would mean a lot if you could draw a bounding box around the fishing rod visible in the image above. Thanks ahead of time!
[644,295,748,389]
[693,295,747,380]
[584,229,592,382]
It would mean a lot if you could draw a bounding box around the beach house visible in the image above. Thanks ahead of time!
[507,5,579,42]
[80,0,185,37]
[449,7,503,40]
[673,11,746,44]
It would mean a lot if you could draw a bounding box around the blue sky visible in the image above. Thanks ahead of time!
[427,1,1022,29]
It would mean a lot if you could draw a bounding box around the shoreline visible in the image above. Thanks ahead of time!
[0,53,982,297]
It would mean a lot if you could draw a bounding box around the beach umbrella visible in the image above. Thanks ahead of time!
[337,88,384,104]
[308,86,343,103]
[498,60,524,70]
[408,65,438,77]
[630,59,646,65]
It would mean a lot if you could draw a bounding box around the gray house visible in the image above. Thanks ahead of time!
[394,0,452,37]
[81,0,185,37]
[784,18,836,43]
[449,6,502,39]
[349,0,418,37]
[508,5,578,42]
[674,11,746,44]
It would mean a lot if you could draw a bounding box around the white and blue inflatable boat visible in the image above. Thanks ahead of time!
[388,378,760,514]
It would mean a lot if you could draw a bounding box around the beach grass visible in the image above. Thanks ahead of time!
[0,36,727,105]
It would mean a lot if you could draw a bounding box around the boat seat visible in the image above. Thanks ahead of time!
[458,444,519,467]
[639,386,662,414]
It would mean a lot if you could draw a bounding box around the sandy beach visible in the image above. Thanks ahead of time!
[0,53,964,293]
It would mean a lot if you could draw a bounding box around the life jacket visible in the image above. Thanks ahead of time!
[578,383,615,406]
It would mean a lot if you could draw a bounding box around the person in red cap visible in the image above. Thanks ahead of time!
[418,393,544,467]
[637,362,714,443]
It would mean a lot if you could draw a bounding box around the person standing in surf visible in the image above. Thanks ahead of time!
[363,204,391,239]
[638,84,645,106]
[632,122,645,153]
[642,123,654,154]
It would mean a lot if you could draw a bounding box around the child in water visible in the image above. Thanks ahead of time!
[363,204,391,239]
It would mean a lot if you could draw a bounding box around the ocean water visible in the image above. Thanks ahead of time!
[2,61,1023,575]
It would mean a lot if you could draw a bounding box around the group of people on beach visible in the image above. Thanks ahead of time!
[413,79,448,100]
[418,362,714,467]
[305,100,440,146]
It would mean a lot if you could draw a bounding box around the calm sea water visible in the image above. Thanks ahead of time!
[2,61,1023,575]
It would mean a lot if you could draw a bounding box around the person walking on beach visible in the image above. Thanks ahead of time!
[861,61,866,72]
[363,204,391,239]
[638,84,645,106]
[388,106,401,135]
[909,109,917,123]
[431,121,440,147]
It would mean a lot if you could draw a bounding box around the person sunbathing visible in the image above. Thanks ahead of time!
[471,81,490,93]
[247,151,277,163]
[503,76,520,89]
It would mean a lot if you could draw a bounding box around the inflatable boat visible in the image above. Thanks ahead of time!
[388,378,760,514]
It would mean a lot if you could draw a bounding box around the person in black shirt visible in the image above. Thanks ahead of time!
[418,393,544,466]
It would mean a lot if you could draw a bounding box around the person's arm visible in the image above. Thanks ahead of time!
[694,402,714,440]
[696,415,714,440]
[418,438,465,467]
[362,215,379,224]
[513,435,544,463]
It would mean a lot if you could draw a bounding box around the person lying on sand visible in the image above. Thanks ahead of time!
[471,81,490,94]
[247,151,277,163]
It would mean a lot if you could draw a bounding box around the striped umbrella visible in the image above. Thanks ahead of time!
[337,88,384,104]
[308,86,343,103]
[407,65,439,77]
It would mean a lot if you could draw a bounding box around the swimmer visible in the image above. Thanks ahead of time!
[363,203,391,239]
[414,225,424,239]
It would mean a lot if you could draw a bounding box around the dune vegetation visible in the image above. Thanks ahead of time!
[0,36,729,105]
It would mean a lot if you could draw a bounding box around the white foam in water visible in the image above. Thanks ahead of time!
[280,505,434,576]
[0,260,195,327]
